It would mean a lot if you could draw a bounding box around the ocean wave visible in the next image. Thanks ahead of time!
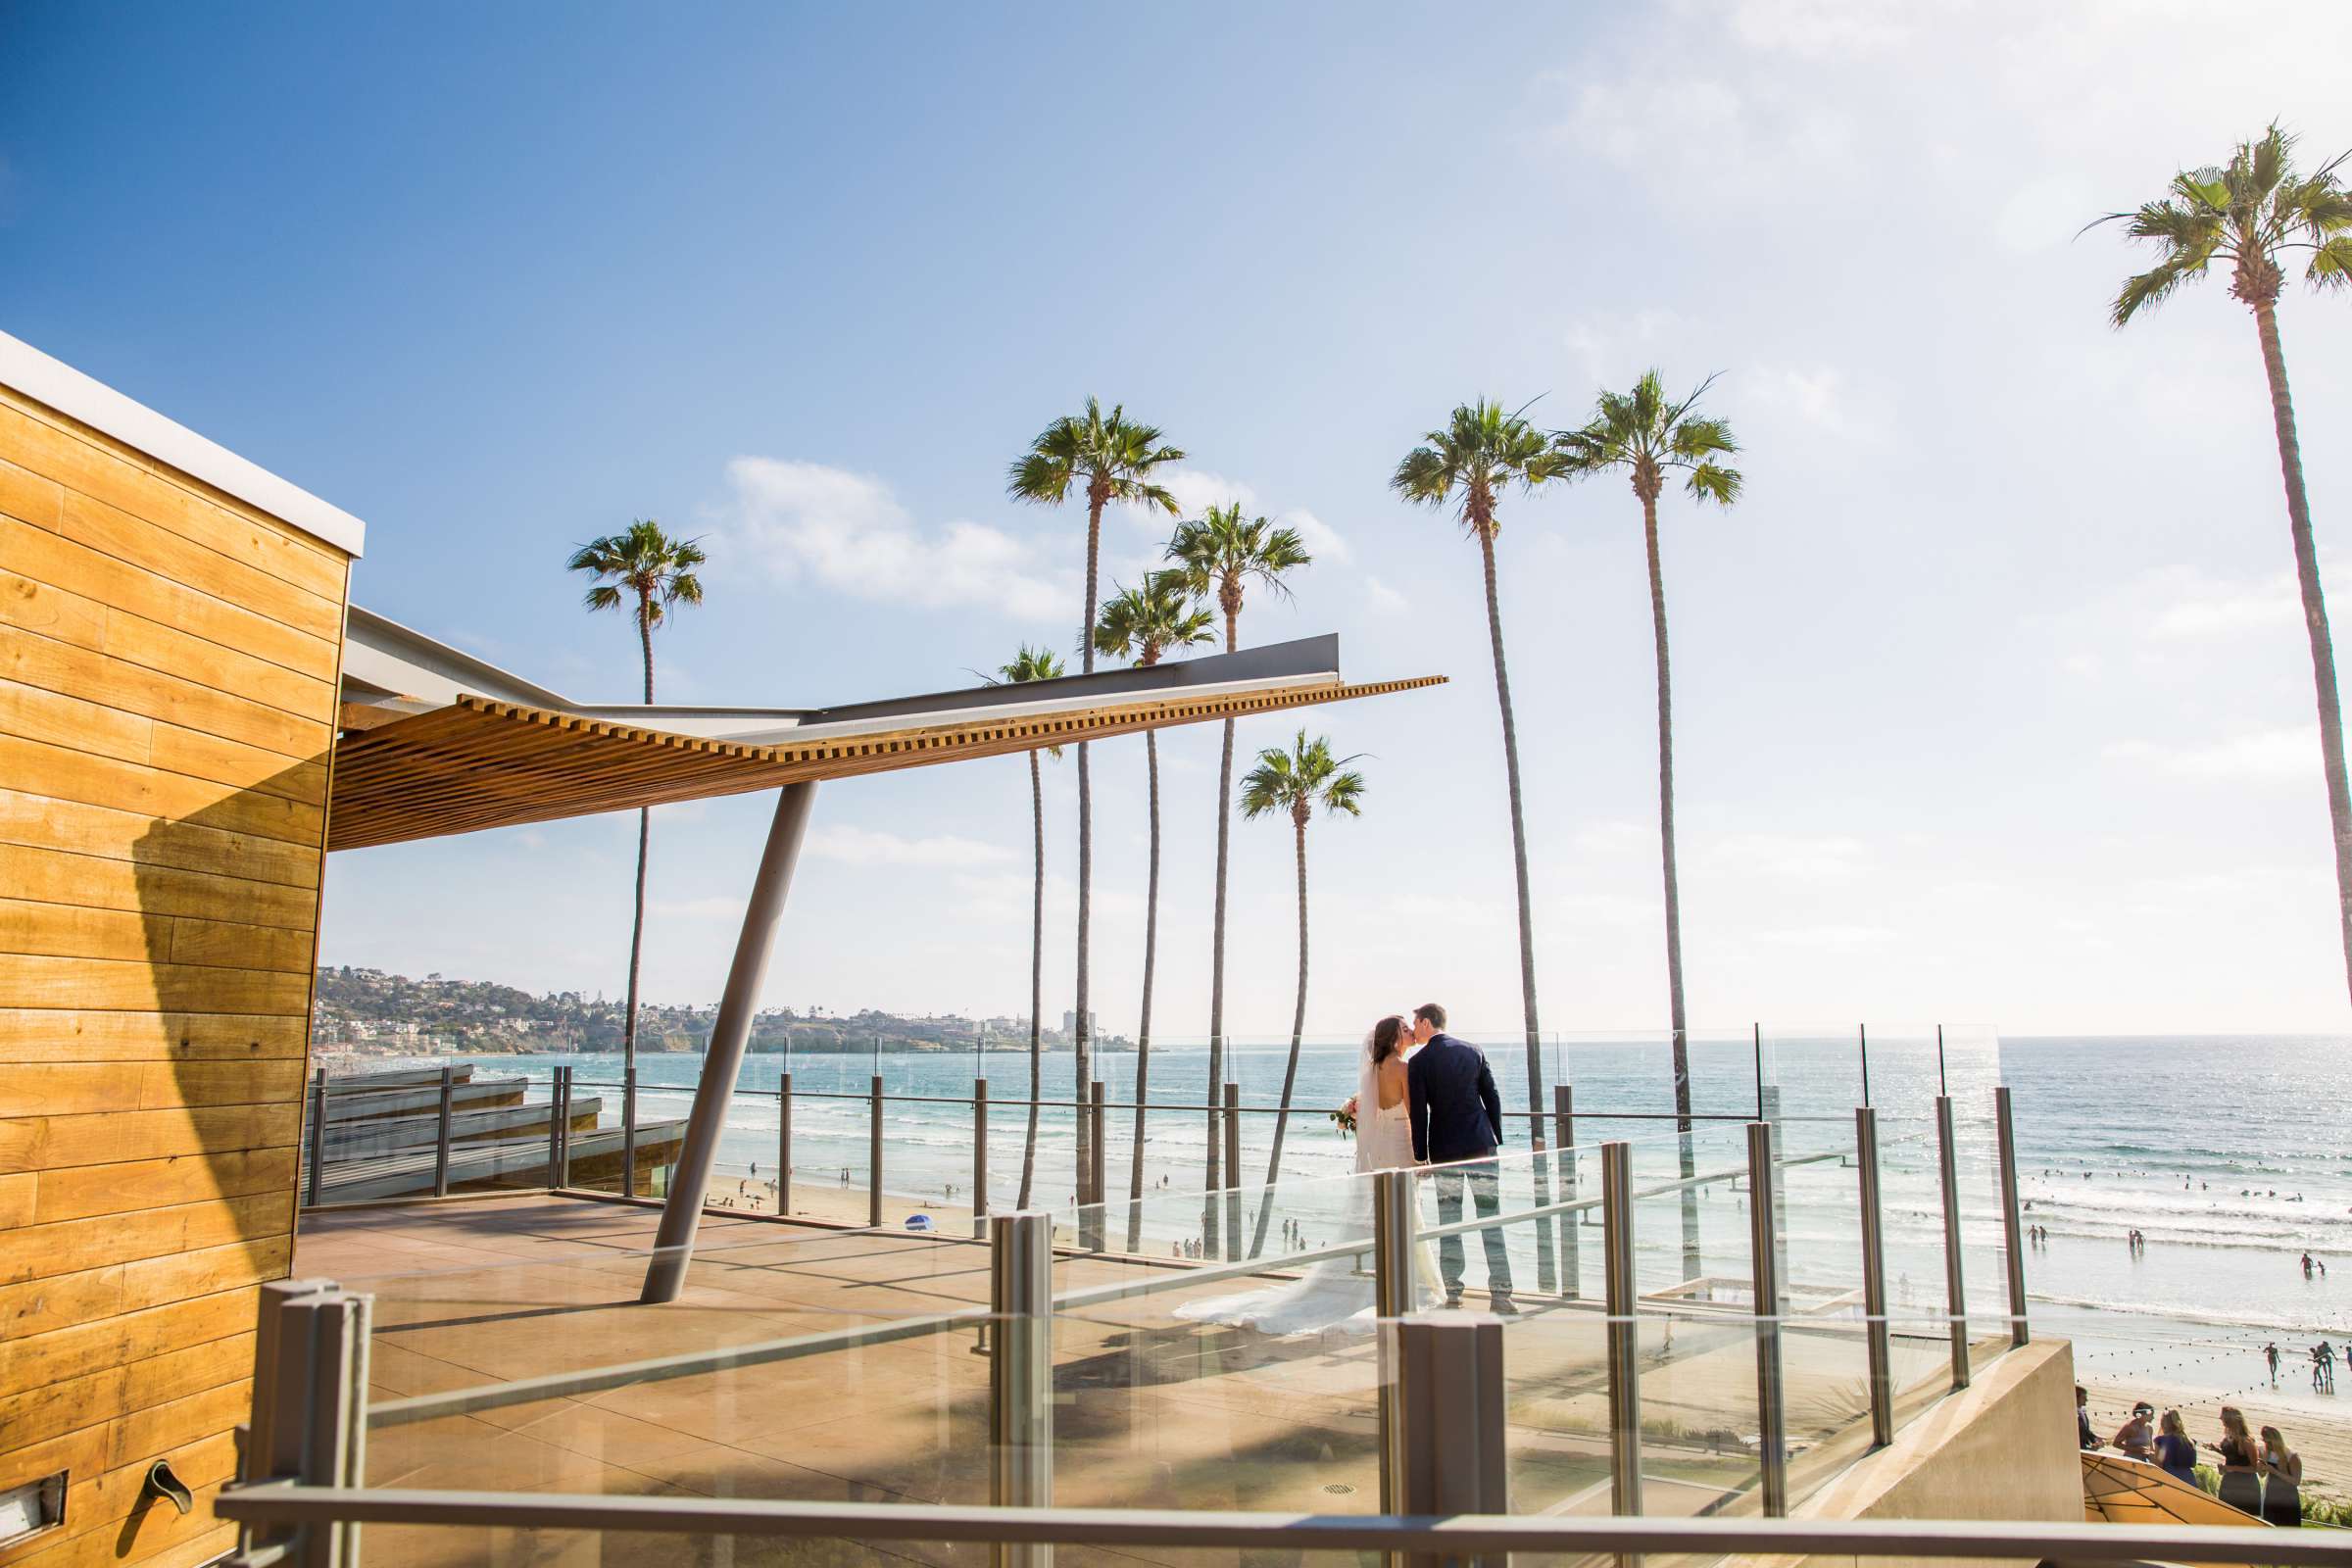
[2031,1291,2352,1337]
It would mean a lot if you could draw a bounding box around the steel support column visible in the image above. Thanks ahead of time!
[1856,1106,1894,1448]
[431,1066,453,1199]
[777,1071,792,1216]
[1747,1121,1788,1516]
[990,1210,1053,1568]
[972,1078,989,1238]
[1395,1313,1508,1568]
[1601,1140,1642,1523]
[1221,1082,1242,1262]
[1995,1085,2030,1348]
[1554,1083,1579,1298]
[1935,1093,1971,1390]
[869,1074,886,1229]
[641,780,819,1303]
[1372,1166,1418,1516]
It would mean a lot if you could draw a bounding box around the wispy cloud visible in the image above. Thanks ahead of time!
[722,457,1070,620]
[805,824,1017,867]
[1117,466,1350,565]
[2105,727,2318,782]
[1701,832,1870,882]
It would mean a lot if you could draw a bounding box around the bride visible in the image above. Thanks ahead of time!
[1175,1014,1442,1335]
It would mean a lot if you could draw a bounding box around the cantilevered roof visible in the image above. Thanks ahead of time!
[330,608,1443,851]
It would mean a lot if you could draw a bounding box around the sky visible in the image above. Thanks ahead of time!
[5,0,2351,1037]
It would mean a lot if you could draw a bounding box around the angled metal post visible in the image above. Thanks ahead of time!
[642,780,820,1303]
[431,1066,453,1198]
[1395,1313,1509,1568]
[1201,1035,1223,1260]
[1936,1094,1971,1391]
[972,1078,988,1237]
[546,1066,566,1190]
[621,1064,638,1197]
[1601,1139,1642,1522]
[1222,1082,1243,1262]
[1995,1085,2030,1348]
[1747,1121,1788,1516]
[306,1067,327,1208]
[777,1071,792,1215]
[1554,1083,1579,1298]
[989,1210,1053,1568]
[1855,1106,1893,1447]
[869,1074,885,1230]
[1372,1166,1418,1515]
[1089,1080,1106,1253]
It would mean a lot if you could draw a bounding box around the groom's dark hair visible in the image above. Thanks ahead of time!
[1413,1003,1446,1030]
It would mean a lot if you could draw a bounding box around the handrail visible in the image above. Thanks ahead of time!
[212,1485,2334,1564]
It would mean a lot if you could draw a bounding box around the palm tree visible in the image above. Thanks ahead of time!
[2094,125,2352,1003]
[1240,730,1365,1256]
[1391,401,1567,1144]
[1555,371,1741,1277]
[566,519,707,1090]
[1094,576,1216,1250]
[996,645,1065,1209]
[1007,400,1184,1224]
[1164,502,1311,1246]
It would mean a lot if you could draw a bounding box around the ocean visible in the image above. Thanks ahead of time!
[373,1030,2350,1412]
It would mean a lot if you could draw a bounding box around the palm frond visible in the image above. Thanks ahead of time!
[2111,255,2204,325]
[581,583,623,612]
[1685,462,1742,506]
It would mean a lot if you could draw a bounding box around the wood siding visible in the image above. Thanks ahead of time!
[0,379,346,1568]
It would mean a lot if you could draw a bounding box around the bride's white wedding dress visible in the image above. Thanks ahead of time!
[1174,1035,1444,1337]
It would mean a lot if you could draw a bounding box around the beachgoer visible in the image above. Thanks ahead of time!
[2155,1409,2197,1485]
[2259,1426,2302,1526]
[2209,1405,2262,1516]
[2304,1252,2315,1279]
[2266,1342,2281,1383]
[2110,1401,2156,1461]
[2077,1386,2096,1450]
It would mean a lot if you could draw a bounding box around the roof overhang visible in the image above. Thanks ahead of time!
[328,620,1443,851]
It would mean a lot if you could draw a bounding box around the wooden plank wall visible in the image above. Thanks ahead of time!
[0,380,348,1568]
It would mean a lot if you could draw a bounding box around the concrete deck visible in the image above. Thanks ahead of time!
[293,1193,1981,1567]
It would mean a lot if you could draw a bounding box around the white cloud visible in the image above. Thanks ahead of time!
[2104,727,2319,782]
[1363,576,1411,614]
[1117,466,1349,564]
[805,824,1017,867]
[722,457,1070,620]
[651,896,744,920]
[2148,574,2300,641]
[1560,308,1697,389]
[1701,832,1870,882]
[1544,71,1853,215]
[1718,0,1924,59]
[1745,365,1885,442]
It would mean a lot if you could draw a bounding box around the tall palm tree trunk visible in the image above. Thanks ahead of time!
[1074,497,1102,1232]
[1204,609,1238,1254]
[1127,729,1160,1251]
[1018,751,1044,1208]
[2253,304,2352,1003]
[1642,494,1701,1276]
[1476,529,1545,1138]
[1250,812,1310,1257]
[622,609,655,1078]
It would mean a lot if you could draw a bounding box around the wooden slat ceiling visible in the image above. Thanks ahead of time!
[326,675,1446,852]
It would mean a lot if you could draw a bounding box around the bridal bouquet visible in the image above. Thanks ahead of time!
[1330,1095,1358,1136]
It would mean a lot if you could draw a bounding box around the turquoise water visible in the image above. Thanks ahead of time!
[375,1030,2350,1374]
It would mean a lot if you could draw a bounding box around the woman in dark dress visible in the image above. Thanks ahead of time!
[2259,1426,2302,1526]
[2208,1406,2262,1516]
[2154,1409,2198,1486]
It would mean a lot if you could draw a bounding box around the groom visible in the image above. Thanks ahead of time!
[1404,1003,1517,1313]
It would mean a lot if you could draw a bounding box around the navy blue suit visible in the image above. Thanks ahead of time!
[1406,1033,1514,1299]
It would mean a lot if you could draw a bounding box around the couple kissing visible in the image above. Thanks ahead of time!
[1360,1003,1518,1314]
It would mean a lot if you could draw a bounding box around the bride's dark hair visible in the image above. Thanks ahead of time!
[1369,1014,1406,1064]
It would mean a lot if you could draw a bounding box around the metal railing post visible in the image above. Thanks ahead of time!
[1372,1167,1418,1518]
[431,1066,453,1198]
[1747,1121,1788,1516]
[1201,1036,1223,1260]
[1553,1083,1579,1298]
[869,1074,885,1230]
[245,1279,372,1568]
[1601,1139,1642,1523]
[546,1067,566,1190]
[1760,1082,1788,1293]
[989,1210,1053,1568]
[1935,1093,1971,1391]
[1089,1080,1106,1253]
[777,1071,792,1215]
[972,1078,989,1237]
[1221,1082,1242,1262]
[622,1064,637,1198]
[1395,1313,1509,1568]
[1995,1085,2030,1348]
[1855,1106,1894,1447]
[305,1067,328,1208]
